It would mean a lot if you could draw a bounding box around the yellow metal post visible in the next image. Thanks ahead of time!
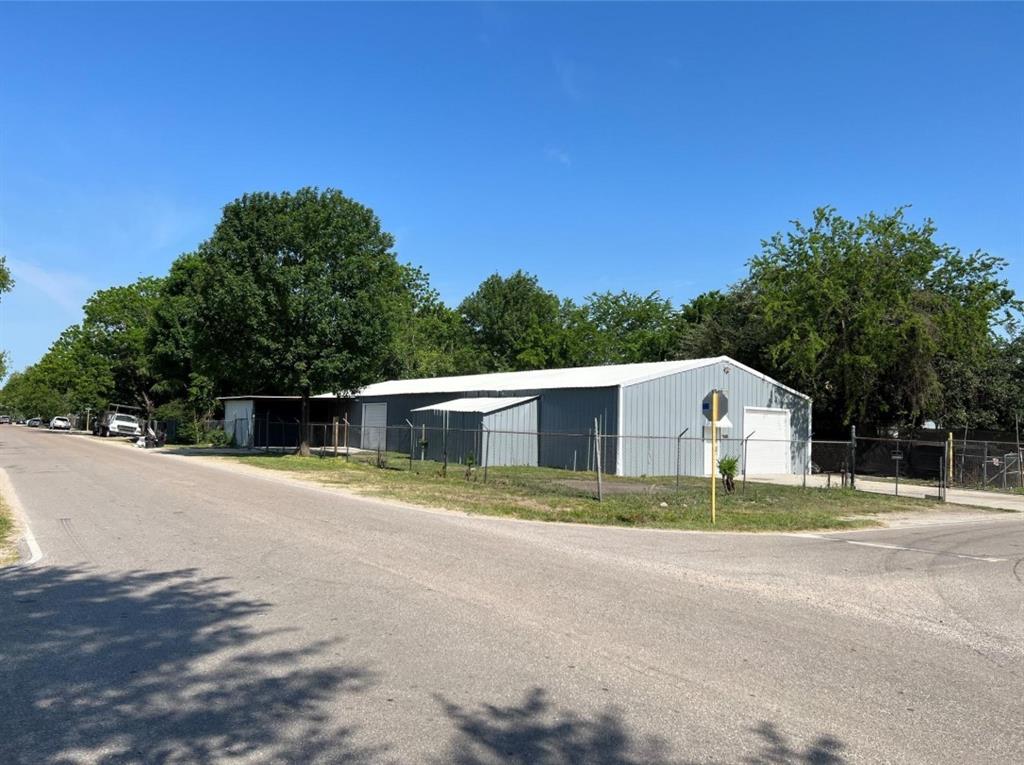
[711,390,718,525]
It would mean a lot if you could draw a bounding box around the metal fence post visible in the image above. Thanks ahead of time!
[406,419,414,473]
[894,442,900,497]
[442,412,449,477]
[483,425,491,484]
[802,439,808,489]
[594,418,603,502]
[850,425,857,490]
[675,428,689,490]
[1016,413,1023,490]
[741,430,756,494]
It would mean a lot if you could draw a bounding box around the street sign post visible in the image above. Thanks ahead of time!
[702,391,728,422]
[704,389,727,524]
[891,450,903,495]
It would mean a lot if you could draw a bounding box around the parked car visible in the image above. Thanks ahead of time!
[95,411,142,438]
[49,416,72,430]
[0,415,10,424]
[26,418,42,428]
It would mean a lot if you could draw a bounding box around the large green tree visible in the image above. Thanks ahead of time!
[83,277,164,413]
[0,326,114,420]
[0,255,13,380]
[147,252,219,430]
[749,206,1020,434]
[559,291,678,367]
[458,270,563,371]
[188,188,409,454]
[387,266,483,379]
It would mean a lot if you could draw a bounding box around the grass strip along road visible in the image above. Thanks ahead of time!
[226,451,998,532]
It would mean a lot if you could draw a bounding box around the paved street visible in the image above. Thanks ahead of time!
[1,426,1022,764]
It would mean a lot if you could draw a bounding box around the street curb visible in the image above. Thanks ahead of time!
[0,467,43,567]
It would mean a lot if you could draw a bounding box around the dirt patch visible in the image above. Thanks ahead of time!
[840,508,1009,529]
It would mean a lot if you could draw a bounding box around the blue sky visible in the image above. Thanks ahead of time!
[1,2,1021,375]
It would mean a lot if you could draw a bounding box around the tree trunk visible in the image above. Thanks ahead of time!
[298,390,311,456]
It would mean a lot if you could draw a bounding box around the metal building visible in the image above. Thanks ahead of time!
[325,355,812,477]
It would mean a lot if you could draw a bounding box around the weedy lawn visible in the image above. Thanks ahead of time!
[225,451,975,532]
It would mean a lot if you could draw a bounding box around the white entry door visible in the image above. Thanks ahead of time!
[361,403,387,451]
[743,408,792,474]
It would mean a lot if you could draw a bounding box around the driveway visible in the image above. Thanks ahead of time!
[1,426,1022,764]
[749,471,1024,512]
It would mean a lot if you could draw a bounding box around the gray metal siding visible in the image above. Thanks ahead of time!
[407,399,539,467]
[407,409,483,464]
[619,362,811,477]
[536,388,617,473]
[482,399,538,466]
[351,387,617,473]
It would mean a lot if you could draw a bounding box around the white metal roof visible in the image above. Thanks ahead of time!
[323,358,724,398]
[233,357,809,402]
[217,395,301,401]
[410,396,537,414]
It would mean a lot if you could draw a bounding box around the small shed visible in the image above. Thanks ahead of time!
[410,396,538,467]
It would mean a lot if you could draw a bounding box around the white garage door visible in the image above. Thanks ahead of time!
[744,408,792,474]
[361,403,387,451]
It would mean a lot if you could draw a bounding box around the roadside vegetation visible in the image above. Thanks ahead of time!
[0,198,1021,449]
[0,493,18,566]
[224,451,982,532]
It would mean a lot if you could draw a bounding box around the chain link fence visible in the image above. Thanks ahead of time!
[193,417,1021,501]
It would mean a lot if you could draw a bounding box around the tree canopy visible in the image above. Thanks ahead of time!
[0,255,13,380]
[748,207,1021,433]
[3,201,1019,439]
[185,188,410,453]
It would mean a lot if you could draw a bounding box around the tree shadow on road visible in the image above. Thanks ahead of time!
[435,688,848,765]
[0,565,378,764]
[743,721,846,764]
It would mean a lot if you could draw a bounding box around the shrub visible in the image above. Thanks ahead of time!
[206,428,233,448]
[718,455,739,493]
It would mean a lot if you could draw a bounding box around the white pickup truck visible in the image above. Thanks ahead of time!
[95,411,143,438]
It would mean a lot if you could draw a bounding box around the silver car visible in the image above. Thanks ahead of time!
[49,416,72,430]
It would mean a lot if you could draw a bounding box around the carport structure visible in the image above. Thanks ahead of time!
[408,396,538,467]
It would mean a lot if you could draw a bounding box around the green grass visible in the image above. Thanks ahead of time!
[223,450,968,532]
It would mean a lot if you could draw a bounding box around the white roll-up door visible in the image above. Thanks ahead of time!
[743,408,792,474]
[361,403,387,451]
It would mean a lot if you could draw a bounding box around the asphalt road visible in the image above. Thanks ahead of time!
[1,427,1021,764]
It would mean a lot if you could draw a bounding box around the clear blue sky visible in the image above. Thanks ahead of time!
[1,2,1021,375]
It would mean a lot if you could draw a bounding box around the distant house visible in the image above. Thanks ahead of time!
[222,356,811,477]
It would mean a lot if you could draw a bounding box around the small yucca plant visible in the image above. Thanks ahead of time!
[718,455,739,493]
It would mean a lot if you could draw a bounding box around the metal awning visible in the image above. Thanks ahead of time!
[411,396,537,415]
